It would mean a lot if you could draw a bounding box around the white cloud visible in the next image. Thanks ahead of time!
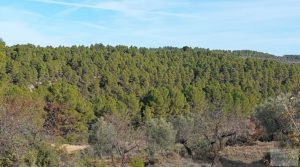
[30,0,195,18]
[1,0,299,55]
[76,21,114,32]
[0,7,64,46]
[0,21,63,46]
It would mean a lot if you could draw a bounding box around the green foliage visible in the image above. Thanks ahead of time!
[255,95,291,134]
[1,44,299,119]
[255,100,286,134]
[0,94,45,166]
[1,40,300,143]
[89,117,116,156]
[145,118,175,160]
[184,86,207,112]
[22,149,38,167]
[44,82,94,142]
[142,87,170,118]
[0,152,14,167]
[130,156,144,167]
[171,114,195,143]
[89,114,143,167]
[9,147,58,167]
[35,144,60,167]
[1,40,300,165]
[189,138,211,158]
[255,94,300,137]
[0,39,6,79]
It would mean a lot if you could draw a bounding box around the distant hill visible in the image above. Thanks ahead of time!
[230,50,300,64]
[1,40,300,167]
[1,41,300,141]
[1,44,300,117]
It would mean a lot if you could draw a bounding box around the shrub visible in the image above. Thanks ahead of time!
[171,115,195,156]
[130,156,144,167]
[171,115,194,144]
[255,94,300,137]
[90,114,144,167]
[0,152,14,167]
[145,118,175,161]
[89,117,116,157]
[189,138,211,159]
[22,149,38,167]
[36,144,60,167]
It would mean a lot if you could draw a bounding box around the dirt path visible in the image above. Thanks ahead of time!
[222,141,279,164]
[51,144,90,154]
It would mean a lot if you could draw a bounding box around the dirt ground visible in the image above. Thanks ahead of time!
[54,141,279,166]
[51,144,90,154]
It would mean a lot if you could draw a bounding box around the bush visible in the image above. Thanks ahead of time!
[255,99,286,134]
[255,94,299,135]
[89,117,116,157]
[171,115,194,144]
[22,149,38,167]
[190,138,211,159]
[130,156,144,167]
[0,152,14,167]
[36,144,60,167]
[145,118,175,161]
[90,114,144,167]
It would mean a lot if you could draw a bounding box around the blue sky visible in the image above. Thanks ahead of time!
[0,0,299,55]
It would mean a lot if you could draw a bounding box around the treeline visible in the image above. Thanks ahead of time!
[1,39,300,166]
[1,40,300,140]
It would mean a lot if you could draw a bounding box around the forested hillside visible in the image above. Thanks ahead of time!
[2,39,300,166]
[1,40,300,139]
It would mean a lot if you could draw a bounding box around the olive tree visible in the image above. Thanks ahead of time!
[90,113,144,167]
[0,91,46,166]
[196,109,247,167]
[145,118,176,164]
[171,115,195,156]
[0,106,43,166]
[255,94,300,145]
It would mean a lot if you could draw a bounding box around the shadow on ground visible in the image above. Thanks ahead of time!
[221,158,266,167]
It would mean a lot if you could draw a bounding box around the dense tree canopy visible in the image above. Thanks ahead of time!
[2,40,300,166]
[1,42,300,141]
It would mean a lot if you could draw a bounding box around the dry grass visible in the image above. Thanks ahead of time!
[51,144,90,154]
[222,141,278,164]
